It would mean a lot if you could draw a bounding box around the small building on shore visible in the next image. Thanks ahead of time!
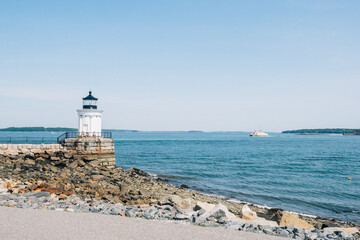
[76,91,103,137]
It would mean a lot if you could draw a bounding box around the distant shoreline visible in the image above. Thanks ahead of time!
[0,127,138,133]
[282,128,360,135]
[0,127,77,132]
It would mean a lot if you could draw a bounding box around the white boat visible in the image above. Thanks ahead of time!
[250,130,268,137]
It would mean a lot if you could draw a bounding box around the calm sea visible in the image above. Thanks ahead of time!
[1,131,359,223]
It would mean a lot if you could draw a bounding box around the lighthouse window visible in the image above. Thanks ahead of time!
[83,100,97,106]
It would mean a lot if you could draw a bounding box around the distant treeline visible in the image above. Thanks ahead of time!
[282,128,360,134]
[0,127,77,132]
[105,129,139,132]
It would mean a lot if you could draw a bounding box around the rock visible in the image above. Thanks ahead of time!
[261,226,274,235]
[253,217,279,227]
[180,184,190,189]
[323,227,359,235]
[194,201,216,212]
[241,205,257,220]
[109,208,121,215]
[119,184,128,196]
[125,209,135,217]
[278,229,290,238]
[316,230,328,239]
[279,211,313,230]
[0,185,8,193]
[91,175,104,181]
[7,182,16,188]
[82,155,98,161]
[160,195,191,209]
[24,159,35,165]
[144,208,158,219]
[139,188,151,197]
[23,192,51,198]
[64,153,73,159]
[197,208,206,216]
[129,168,149,177]
[305,232,318,240]
[50,156,60,161]
[174,213,190,220]
[59,194,68,199]
[39,154,49,159]
[268,209,283,222]
[69,161,78,168]
[77,160,85,166]
[198,203,231,221]
[205,203,229,219]
[29,184,38,191]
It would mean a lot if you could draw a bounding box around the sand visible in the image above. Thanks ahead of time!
[0,206,287,240]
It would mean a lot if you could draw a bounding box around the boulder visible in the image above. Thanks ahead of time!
[207,203,229,219]
[197,203,232,222]
[323,227,359,235]
[194,201,216,212]
[279,211,313,230]
[160,195,191,209]
[241,205,257,220]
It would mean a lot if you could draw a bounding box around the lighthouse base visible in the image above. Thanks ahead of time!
[62,137,115,169]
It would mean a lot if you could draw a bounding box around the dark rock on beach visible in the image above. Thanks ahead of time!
[180,184,190,189]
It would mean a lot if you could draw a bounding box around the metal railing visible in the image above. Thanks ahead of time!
[57,132,112,143]
[0,137,58,144]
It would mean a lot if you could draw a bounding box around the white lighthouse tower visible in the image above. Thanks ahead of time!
[77,91,103,137]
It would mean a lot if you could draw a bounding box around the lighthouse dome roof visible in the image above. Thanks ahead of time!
[83,91,98,100]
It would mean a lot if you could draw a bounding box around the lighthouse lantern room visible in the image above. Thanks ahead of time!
[77,91,103,136]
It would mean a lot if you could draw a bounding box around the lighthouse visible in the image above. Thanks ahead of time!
[77,91,103,136]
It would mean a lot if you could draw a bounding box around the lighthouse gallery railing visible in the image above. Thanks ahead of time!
[57,132,112,143]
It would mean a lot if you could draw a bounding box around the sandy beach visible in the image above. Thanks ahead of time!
[0,206,285,240]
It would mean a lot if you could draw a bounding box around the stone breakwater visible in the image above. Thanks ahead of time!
[0,143,63,152]
[0,148,359,240]
[0,137,115,169]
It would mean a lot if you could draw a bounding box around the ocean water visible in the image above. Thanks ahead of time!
[114,132,360,224]
[1,131,359,223]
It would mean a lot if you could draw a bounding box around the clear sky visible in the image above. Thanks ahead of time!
[0,0,359,132]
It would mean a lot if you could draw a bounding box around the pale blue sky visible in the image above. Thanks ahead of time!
[0,1,359,131]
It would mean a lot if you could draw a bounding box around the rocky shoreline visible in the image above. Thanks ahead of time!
[0,150,359,239]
